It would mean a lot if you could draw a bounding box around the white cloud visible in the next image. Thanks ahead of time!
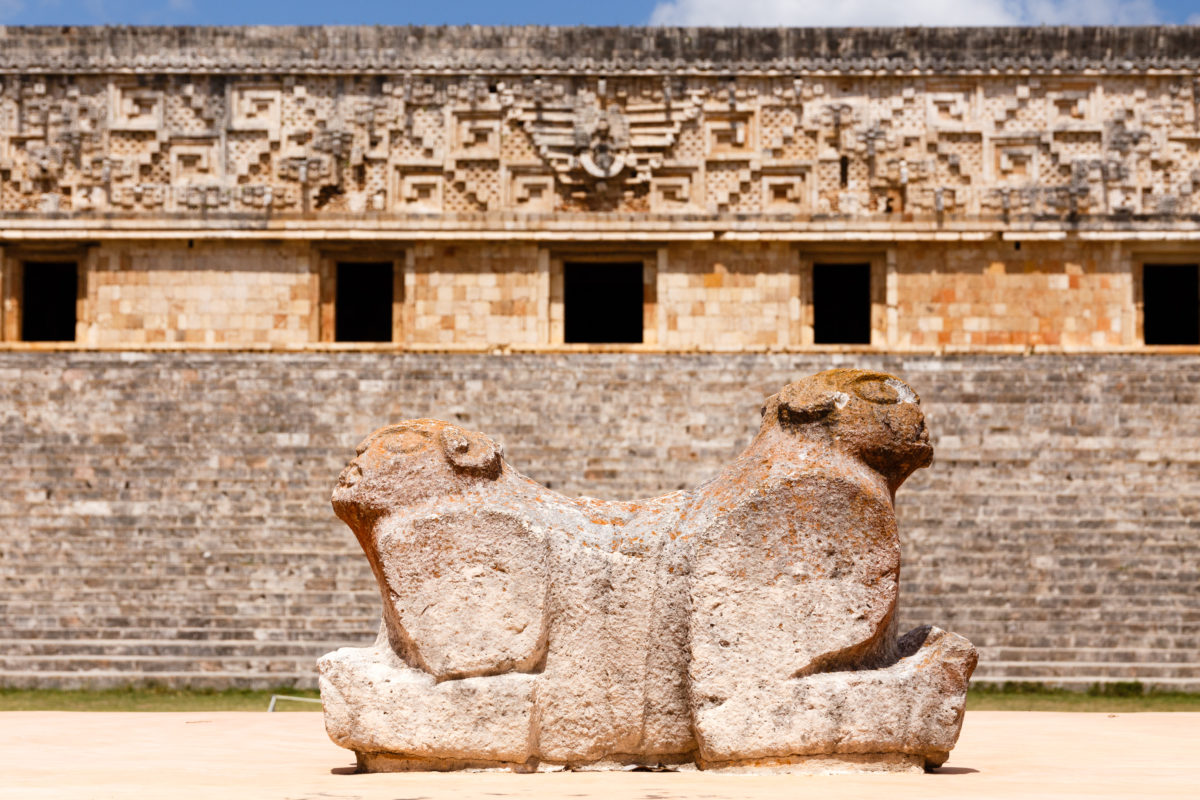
[648,0,1161,26]
[1019,0,1160,24]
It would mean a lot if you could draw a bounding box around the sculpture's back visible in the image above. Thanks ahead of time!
[319,370,977,773]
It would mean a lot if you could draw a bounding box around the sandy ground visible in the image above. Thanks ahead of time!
[1,710,1197,799]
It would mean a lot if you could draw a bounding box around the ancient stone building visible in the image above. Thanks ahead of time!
[1,26,1197,690]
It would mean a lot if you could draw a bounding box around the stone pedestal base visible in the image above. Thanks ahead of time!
[321,625,976,775]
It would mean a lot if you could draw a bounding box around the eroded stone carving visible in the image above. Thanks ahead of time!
[319,369,977,773]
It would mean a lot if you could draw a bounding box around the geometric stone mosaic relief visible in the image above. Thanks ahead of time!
[5,70,1200,219]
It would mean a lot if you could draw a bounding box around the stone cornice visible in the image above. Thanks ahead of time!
[4,217,1200,242]
[1,25,1199,75]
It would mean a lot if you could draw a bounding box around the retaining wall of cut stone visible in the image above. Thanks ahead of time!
[1,352,1197,689]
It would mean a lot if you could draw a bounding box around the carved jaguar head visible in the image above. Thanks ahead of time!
[331,419,504,530]
[762,369,933,491]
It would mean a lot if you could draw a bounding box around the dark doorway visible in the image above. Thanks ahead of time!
[813,262,871,344]
[22,262,77,342]
[1143,264,1200,345]
[563,261,644,344]
[336,262,394,342]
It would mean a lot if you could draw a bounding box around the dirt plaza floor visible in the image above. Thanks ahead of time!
[2,710,1197,799]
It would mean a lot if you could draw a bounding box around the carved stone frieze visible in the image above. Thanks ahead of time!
[2,27,1200,224]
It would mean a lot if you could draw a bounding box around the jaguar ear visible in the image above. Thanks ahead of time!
[439,428,503,477]
[777,383,848,426]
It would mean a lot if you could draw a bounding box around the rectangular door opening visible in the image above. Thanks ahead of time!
[563,261,644,344]
[22,261,77,342]
[335,262,394,342]
[1143,264,1200,345]
[813,262,871,345]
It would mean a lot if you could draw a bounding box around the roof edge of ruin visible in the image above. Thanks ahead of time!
[0,25,1198,73]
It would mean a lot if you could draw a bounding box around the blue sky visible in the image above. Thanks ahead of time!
[2,0,1200,27]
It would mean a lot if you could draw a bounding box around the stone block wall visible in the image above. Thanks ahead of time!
[658,243,799,349]
[893,241,1132,349]
[1,352,1196,690]
[409,242,544,347]
[86,241,315,346]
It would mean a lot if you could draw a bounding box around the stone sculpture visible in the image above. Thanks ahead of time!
[319,369,978,773]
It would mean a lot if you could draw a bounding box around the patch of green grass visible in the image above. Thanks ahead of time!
[3,682,1199,713]
[967,681,1200,712]
[0,686,322,712]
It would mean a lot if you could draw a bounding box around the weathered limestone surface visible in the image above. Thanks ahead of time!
[319,369,977,772]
